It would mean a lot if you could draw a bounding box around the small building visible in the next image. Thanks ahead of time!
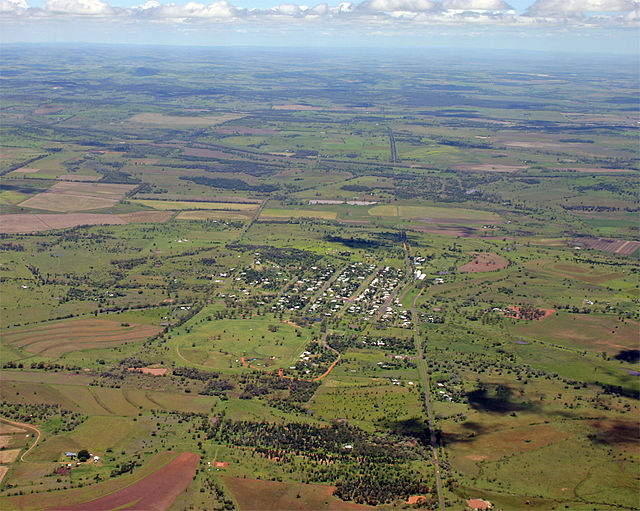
[65,452,77,458]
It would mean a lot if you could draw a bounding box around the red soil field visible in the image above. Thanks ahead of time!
[459,253,509,273]
[221,477,376,511]
[50,452,199,511]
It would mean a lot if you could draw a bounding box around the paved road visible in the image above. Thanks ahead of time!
[411,289,446,511]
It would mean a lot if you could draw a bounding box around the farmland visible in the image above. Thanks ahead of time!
[0,45,637,511]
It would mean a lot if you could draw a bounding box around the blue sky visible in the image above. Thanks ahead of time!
[1,0,639,53]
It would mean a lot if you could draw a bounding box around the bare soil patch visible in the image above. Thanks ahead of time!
[0,425,25,435]
[0,213,127,233]
[128,367,168,376]
[0,449,21,463]
[51,451,199,511]
[573,237,640,256]
[0,436,10,449]
[221,476,375,511]
[19,181,135,212]
[34,105,63,115]
[0,466,8,485]
[459,253,509,273]
[183,147,230,158]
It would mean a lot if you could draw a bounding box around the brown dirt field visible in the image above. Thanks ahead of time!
[12,167,40,173]
[573,237,640,256]
[183,147,230,158]
[0,437,10,449]
[128,367,168,376]
[0,449,21,463]
[118,211,174,223]
[0,213,127,233]
[50,451,199,511]
[0,425,25,435]
[34,106,63,115]
[19,182,135,213]
[221,477,376,511]
[0,466,8,485]
[3,319,161,356]
[459,253,509,273]
[406,495,428,504]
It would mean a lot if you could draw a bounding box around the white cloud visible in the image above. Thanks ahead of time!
[358,0,439,12]
[134,0,239,19]
[0,0,28,12]
[0,0,637,28]
[527,0,639,16]
[44,0,112,14]
[442,0,512,10]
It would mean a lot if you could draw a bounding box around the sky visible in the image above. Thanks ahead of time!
[1,0,639,53]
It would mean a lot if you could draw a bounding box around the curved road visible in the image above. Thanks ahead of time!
[0,417,42,462]
[411,289,446,511]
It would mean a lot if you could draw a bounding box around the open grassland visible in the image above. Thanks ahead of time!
[260,208,338,220]
[176,210,253,221]
[510,313,639,355]
[128,112,244,126]
[3,319,161,357]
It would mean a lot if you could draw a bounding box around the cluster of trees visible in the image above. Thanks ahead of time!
[228,244,322,267]
[0,402,86,433]
[173,366,234,397]
[179,175,278,193]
